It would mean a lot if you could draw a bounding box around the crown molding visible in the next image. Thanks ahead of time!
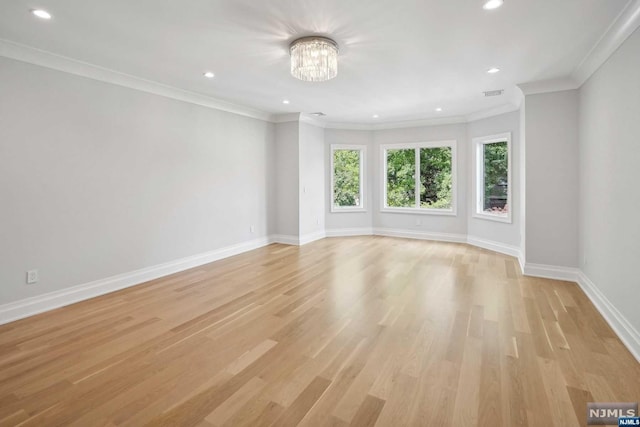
[322,114,469,131]
[372,115,469,130]
[272,113,302,123]
[466,103,520,122]
[323,121,375,131]
[518,0,640,95]
[3,0,637,131]
[321,105,523,131]
[0,39,521,130]
[299,114,328,128]
[572,0,640,86]
[517,77,580,96]
[273,113,329,129]
[0,39,273,122]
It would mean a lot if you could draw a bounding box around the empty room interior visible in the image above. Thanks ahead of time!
[1,0,640,426]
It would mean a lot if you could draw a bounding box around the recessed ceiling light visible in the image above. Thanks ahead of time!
[483,0,503,10]
[372,114,379,119]
[31,9,52,19]
[203,71,215,79]
[282,99,290,104]
[487,67,501,74]
[435,107,443,112]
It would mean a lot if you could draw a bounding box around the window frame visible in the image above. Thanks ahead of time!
[380,140,457,216]
[330,144,367,213]
[473,132,512,224]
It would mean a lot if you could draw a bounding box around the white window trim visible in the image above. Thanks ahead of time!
[330,144,367,213]
[472,132,512,224]
[380,140,457,216]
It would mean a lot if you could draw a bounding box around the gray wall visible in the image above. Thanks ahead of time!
[324,115,521,248]
[373,123,469,235]
[579,27,640,334]
[524,90,579,267]
[299,122,326,237]
[274,121,299,238]
[519,102,527,262]
[0,57,276,305]
[467,111,521,247]
[324,129,374,231]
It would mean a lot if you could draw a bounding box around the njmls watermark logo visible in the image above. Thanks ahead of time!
[587,402,638,425]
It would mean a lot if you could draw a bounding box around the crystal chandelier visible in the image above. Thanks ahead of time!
[290,36,338,82]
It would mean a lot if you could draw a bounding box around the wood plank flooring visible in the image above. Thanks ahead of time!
[0,236,638,426]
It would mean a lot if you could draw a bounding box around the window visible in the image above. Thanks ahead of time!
[381,141,456,214]
[331,145,365,212]
[474,133,512,223]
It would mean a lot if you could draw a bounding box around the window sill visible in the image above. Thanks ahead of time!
[331,207,367,213]
[381,207,457,216]
[472,212,512,224]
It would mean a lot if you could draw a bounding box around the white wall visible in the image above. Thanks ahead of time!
[467,111,521,248]
[519,102,527,264]
[579,27,640,335]
[299,123,325,238]
[274,121,299,238]
[524,90,579,267]
[0,57,276,305]
[372,124,468,236]
[324,129,374,232]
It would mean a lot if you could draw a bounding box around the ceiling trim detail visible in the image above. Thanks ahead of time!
[572,0,640,86]
[272,113,302,123]
[517,0,640,97]
[10,4,638,132]
[1,38,519,129]
[293,103,520,131]
[0,38,273,122]
[517,77,580,96]
[328,115,468,131]
[466,103,521,123]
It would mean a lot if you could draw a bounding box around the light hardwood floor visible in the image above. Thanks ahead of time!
[0,237,638,426]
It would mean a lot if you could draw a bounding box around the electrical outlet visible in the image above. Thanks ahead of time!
[316,218,320,225]
[26,269,39,284]
[250,225,255,233]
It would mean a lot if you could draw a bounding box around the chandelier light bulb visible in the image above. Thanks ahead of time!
[290,36,338,82]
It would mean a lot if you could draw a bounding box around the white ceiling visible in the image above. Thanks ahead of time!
[0,0,631,124]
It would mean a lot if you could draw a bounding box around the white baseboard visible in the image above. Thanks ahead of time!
[272,232,327,246]
[577,272,640,362]
[327,229,522,260]
[325,227,374,237]
[0,236,273,326]
[299,230,326,245]
[373,227,466,243]
[517,252,526,275]
[466,236,521,258]
[271,234,300,245]
[3,231,638,363]
[522,262,580,282]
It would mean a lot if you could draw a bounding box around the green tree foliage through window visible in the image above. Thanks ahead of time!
[386,145,453,210]
[386,149,416,207]
[333,149,361,208]
[482,141,508,213]
[420,147,452,209]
